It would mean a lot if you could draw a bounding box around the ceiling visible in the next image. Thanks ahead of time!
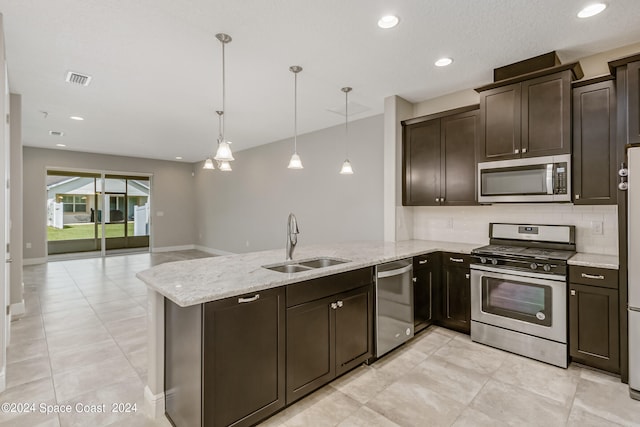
[1,1,640,163]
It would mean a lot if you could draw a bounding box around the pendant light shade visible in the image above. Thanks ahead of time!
[339,87,354,175]
[288,66,303,169]
[214,140,234,161]
[218,160,232,171]
[203,157,215,170]
[340,159,354,175]
[288,152,303,169]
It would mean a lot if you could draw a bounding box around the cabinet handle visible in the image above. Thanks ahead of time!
[337,300,343,308]
[330,302,338,310]
[522,148,527,153]
[441,197,445,203]
[238,294,260,304]
[412,277,417,283]
[515,149,520,154]
[581,273,605,280]
[419,260,428,265]
[570,289,576,296]
[449,257,464,263]
[435,198,440,202]
[575,194,580,200]
[465,273,470,279]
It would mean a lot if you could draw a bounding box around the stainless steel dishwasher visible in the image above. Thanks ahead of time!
[375,258,414,357]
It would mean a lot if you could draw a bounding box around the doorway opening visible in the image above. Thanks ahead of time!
[46,171,151,256]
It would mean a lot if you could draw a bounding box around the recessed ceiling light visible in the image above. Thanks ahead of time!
[56,143,66,147]
[377,15,399,29]
[175,156,183,160]
[578,3,607,18]
[435,57,453,67]
[69,116,84,121]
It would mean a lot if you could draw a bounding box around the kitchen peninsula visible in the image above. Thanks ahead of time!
[136,240,480,426]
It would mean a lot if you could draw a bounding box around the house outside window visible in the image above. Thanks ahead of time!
[59,195,87,213]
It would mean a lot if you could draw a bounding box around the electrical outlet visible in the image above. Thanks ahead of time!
[246,240,250,248]
[25,242,31,249]
[591,221,603,235]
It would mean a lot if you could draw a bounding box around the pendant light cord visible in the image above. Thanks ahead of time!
[345,89,349,158]
[221,40,226,141]
[294,71,298,152]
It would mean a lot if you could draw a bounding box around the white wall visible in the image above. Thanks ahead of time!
[194,114,384,254]
[23,148,196,262]
[9,93,22,311]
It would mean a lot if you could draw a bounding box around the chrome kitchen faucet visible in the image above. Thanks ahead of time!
[286,213,299,260]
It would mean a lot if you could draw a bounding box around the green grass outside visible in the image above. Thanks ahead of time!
[47,223,137,241]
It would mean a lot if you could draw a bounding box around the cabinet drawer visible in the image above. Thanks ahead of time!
[286,268,373,307]
[569,266,618,289]
[442,252,470,267]
[413,252,440,270]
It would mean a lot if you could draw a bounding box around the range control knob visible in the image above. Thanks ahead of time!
[543,264,552,272]
[480,257,488,264]
[491,258,498,265]
[530,263,538,270]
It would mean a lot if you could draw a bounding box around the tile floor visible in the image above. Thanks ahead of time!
[2,250,639,427]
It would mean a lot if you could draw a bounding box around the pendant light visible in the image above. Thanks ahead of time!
[287,66,303,169]
[218,161,232,172]
[203,157,215,170]
[340,87,354,175]
[214,33,234,162]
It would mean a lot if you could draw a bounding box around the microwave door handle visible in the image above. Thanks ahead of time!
[546,164,553,195]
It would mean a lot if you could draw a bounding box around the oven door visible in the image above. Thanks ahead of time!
[470,265,566,343]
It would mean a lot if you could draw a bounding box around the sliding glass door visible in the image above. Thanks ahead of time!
[46,171,150,256]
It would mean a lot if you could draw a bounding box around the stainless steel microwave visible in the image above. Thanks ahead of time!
[477,154,571,203]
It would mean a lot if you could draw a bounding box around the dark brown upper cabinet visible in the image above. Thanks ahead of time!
[609,54,640,146]
[402,106,479,206]
[572,77,617,205]
[475,63,582,162]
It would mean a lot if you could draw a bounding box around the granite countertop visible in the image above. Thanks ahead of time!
[568,253,619,270]
[136,240,481,307]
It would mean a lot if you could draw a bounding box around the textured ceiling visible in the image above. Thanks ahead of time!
[1,0,640,162]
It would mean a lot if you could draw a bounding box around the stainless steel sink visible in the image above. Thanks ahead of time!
[264,263,313,273]
[298,257,350,268]
[262,257,350,273]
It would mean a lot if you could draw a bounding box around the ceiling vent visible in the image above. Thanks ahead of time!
[65,71,92,86]
[49,130,64,136]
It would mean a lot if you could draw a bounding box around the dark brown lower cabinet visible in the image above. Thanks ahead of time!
[569,283,620,373]
[164,287,286,427]
[413,253,441,333]
[286,283,373,404]
[439,253,471,334]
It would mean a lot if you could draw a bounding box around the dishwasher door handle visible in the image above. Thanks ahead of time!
[377,263,413,279]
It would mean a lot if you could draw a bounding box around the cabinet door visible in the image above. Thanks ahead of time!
[286,295,335,404]
[441,264,470,334]
[569,284,620,373]
[572,80,617,205]
[335,285,373,376]
[203,288,286,427]
[441,109,479,205]
[522,71,572,157]
[479,83,521,161]
[627,61,640,145]
[414,254,441,332]
[403,119,441,205]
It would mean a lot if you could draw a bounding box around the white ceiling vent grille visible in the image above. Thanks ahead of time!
[49,130,64,136]
[65,71,92,86]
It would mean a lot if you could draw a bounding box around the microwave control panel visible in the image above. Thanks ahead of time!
[554,164,567,194]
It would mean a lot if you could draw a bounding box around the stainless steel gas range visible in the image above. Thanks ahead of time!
[470,223,575,368]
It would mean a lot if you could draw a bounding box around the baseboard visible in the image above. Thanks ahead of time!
[151,245,196,253]
[23,257,47,266]
[10,300,25,317]
[144,385,165,419]
[194,245,236,256]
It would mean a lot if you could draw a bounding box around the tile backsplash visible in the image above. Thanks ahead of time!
[407,204,618,255]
